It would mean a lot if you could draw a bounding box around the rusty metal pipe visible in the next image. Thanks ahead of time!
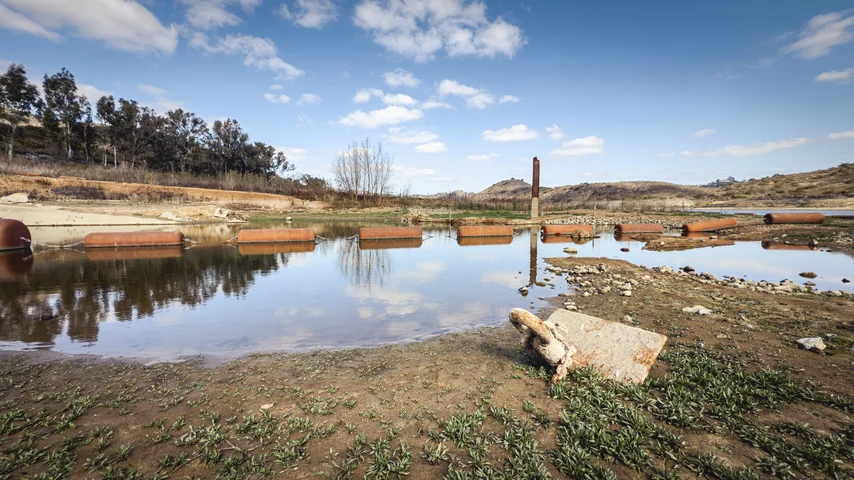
[0,219,32,251]
[457,225,514,237]
[763,213,825,224]
[614,223,664,234]
[359,238,423,250]
[359,226,422,240]
[237,228,315,243]
[457,236,513,246]
[84,231,185,248]
[86,246,185,261]
[541,224,593,236]
[681,218,737,233]
[238,242,316,255]
[0,250,33,281]
[531,157,540,219]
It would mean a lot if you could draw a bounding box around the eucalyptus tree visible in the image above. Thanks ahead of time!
[42,68,82,160]
[0,64,42,158]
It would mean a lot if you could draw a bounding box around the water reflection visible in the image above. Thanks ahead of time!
[338,240,392,289]
[0,250,33,281]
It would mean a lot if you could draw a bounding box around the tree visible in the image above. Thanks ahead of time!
[332,138,394,204]
[161,109,208,173]
[0,64,42,158]
[42,68,82,160]
[95,95,119,166]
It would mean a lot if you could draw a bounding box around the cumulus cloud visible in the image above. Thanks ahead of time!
[828,130,854,139]
[276,146,308,161]
[138,84,168,96]
[466,152,500,161]
[659,153,675,158]
[78,83,112,101]
[815,68,853,85]
[551,136,605,157]
[421,99,454,109]
[498,95,519,104]
[415,142,447,153]
[482,124,538,142]
[182,0,261,31]
[339,105,423,128]
[545,124,564,141]
[438,79,495,109]
[386,127,439,144]
[278,0,338,28]
[296,93,321,105]
[384,68,419,87]
[692,128,716,138]
[0,0,178,54]
[269,83,284,91]
[264,92,291,104]
[681,138,809,157]
[353,0,526,62]
[190,33,304,80]
[782,11,854,59]
[353,88,417,105]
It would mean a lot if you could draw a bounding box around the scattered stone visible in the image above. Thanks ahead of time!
[159,211,186,222]
[212,207,231,219]
[260,403,274,410]
[682,305,712,315]
[583,291,591,297]
[620,247,630,252]
[535,281,547,287]
[683,266,695,273]
[518,286,529,296]
[700,272,717,281]
[829,290,843,297]
[620,290,632,297]
[286,217,293,221]
[563,247,578,255]
[716,334,728,339]
[622,315,633,323]
[843,278,851,284]
[796,337,826,353]
[1,192,29,203]
[809,239,818,249]
[799,272,818,279]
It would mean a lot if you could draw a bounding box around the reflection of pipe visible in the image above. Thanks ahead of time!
[531,157,540,219]
[541,224,593,236]
[359,238,423,250]
[456,236,513,246]
[615,223,664,234]
[541,235,577,244]
[457,226,514,237]
[85,231,185,248]
[86,246,185,261]
[359,227,422,240]
[682,218,737,233]
[529,229,537,285]
[0,219,32,251]
[238,243,316,255]
[237,228,315,243]
[0,249,34,281]
[760,241,816,251]
[764,213,825,225]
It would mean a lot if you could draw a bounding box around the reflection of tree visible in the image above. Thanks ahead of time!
[337,240,392,290]
[0,247,282,346]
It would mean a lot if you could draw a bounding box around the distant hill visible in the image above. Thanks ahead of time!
[718,163,854,201]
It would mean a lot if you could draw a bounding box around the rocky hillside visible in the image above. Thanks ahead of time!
[474,178,550,199]
[719,163,854,201]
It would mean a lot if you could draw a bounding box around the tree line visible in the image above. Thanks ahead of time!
[0,64,293,179]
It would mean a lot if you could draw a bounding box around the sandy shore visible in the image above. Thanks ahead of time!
[1,203,179,226]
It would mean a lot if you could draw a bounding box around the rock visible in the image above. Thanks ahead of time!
[1,192,29,204]
[563,247,578,255]
[583,291,591,297]
[260,403,274,410]
[682,305,712,315]
[159,211,186,222]
[518,286,529,296]
[843,278,850,284]
[286,217,293,221]
[620,247,630,252]
[212,207,231,219]
[799,272,817,279]
[700,272,717,281]
[809,239,818,249]
[622,315,633,323]
[829,290,843,297]
[796,337,826,353]
[683,266,695,273]
[620,290,632,297]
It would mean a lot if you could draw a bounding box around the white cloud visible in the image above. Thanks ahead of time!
[714,70,737,80]
[438,79,495,109]
[281,0,338,28]
[692,128,716,138]
[264,92,291,104]
[353,87,383,103]
[339,105,423,128]
[415,142,447,153]
[815,68,854,85]
[551,136,605,157]
[394,166,436,178]
[659,153,675,158]
[269,83,284,91]
[545,124,564,141]
[828,130,854,139]
[466,92,494,109]
[190,33,304,80]
[384,68,419,88]
[276,146,308,161]
[0,0,177,54]
[482,124,538,142]
[353,88,417,105]
[296,93,321,105]
[277,3,291,19]
[182,0,262,31]
[680,138,809,157]
[382,93,418,106]
[78,83,112,101]
[498,95,519,104]
[782,11,854,59]
[466,152,500,161]
[138,84,168,96]
[152,98,184,112]
[421,99,454,109]
[386,127,439,144]
[352,0,525,62]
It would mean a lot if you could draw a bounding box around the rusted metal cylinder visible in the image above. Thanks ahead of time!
[359,226,422,240]
[457,225,514,237]
[84,231,185,248]
[0,219,32,251]
[614,223,664,234]
[681,218,737,233]
[86,246,185,261]
[0,250,33,281]
[763,213,825,225]
[541,224,593,236]
[541,235,577,244]
[359,238,423,250]
[760,241,815,251]
[238,243,316,255]
[457,236,513,246]
[237,228,315,243]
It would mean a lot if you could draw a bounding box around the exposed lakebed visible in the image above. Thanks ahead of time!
[2,221,852,358]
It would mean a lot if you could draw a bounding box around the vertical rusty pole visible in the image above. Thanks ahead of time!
[531,156,540,219]
[529,227,538,286]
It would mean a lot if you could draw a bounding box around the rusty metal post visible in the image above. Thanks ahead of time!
[531,157,540,219]
[529,228,538,286]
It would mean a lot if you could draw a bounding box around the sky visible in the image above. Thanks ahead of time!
[0,0,853,194]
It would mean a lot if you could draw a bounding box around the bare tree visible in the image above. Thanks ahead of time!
[332,138,394,205]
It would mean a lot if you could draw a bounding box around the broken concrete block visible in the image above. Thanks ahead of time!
[796,337,826,353]
[509,308,667,385]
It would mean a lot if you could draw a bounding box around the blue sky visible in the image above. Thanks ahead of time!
[1,0,853,193]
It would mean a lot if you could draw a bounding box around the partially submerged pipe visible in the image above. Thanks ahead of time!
[457,236,513,247]
[541,235,578,244]
[615,223,664,234]
[238,242,316,255]
[0,250,33,281]
[359,226,422,240]
[237,228,315,243]
[0,219,32,251]
[359,238,423,250]
[764,213,825,225]
[682,218,737,233]
[84,231,185,248]
[457,225,514,237]
[86,246,185,262]
[761,241,816,251]
[541,224,593,236]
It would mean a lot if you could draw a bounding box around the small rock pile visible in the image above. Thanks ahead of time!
[544,216,682,230]
[546,263,653,300]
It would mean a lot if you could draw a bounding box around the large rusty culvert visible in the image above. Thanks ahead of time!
[86,246,185,261]
[359,238,423,250]
[238,243,316,255]
[237,228,315,243]
[681,218,737,233]
[0,219,32,251]
[614,223,664,234]
[457,236,514,246]
[84,231,185,248]
[541,224,593,236]
[359,227,422,240]
[763,213,825,225]
[457,225,514,237]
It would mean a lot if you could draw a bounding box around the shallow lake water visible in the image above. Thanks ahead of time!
[1,221,852,358]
